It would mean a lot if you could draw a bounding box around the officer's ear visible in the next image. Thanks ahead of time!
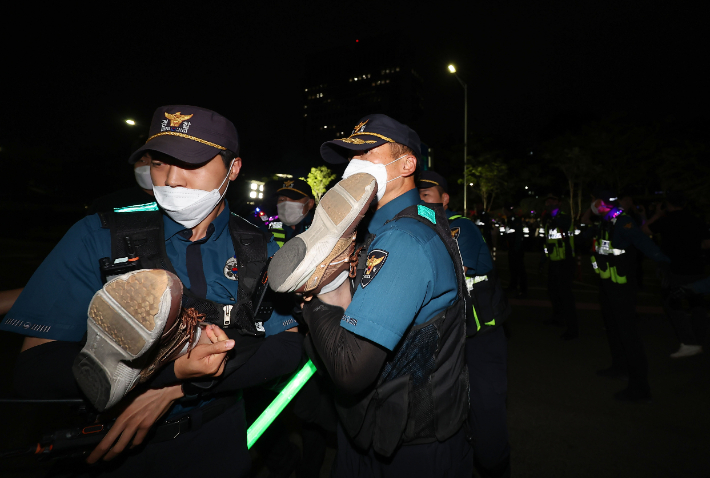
[400,155,418,178]
[306,198,315,212]
[442,192,450,209]
[229,157,242,181]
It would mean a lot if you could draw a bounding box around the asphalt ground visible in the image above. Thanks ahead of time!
[1,236,709,477]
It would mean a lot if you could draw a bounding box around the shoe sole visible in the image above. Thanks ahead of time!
[268,173,377,293]
[73,270,181,411]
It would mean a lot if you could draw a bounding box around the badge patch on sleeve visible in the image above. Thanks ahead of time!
[451,227,461,241]
[361,249,389,288]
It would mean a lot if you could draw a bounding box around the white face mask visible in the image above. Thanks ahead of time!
[134,165,153,190]
[342,154,406,202]
[153,160,234,229]
[277,200,308,226]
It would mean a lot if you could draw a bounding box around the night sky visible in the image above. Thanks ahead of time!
[3,2,706,201]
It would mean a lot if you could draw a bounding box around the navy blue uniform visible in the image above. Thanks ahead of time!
[2,204,301,477]
[334,190,472,477]
[450,210,511,478]
[592,212,669,398]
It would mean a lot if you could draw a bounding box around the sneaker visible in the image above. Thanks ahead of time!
[268,173,377,294]
[73,269,183,411]
[670,343,703,359]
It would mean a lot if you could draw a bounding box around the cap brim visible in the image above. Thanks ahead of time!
[276,188,310,200]
[128,135,222,165]
[320,138,389,164]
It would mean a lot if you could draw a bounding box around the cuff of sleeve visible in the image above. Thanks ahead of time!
[148,362,178,388]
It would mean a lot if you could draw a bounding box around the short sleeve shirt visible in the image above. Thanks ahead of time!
[448,210,492,275]
[1,203,292,341]
[341,190,458,351]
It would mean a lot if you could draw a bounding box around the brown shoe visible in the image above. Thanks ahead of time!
[268,173,377,293]
[73,269,183,411]
[295,232,359,296]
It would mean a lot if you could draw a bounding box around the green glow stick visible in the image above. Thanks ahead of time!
[246,359,317,449]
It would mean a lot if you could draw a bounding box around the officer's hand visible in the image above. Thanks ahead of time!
[87,384,184,463]
[174,325,234,380]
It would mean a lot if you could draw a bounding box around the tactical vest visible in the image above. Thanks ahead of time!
[98,204,270,337]
[269,222,286,248]
[544,211,575,261]
[339,203,469,457]
[447,215,511,336]
[590,211,634,285]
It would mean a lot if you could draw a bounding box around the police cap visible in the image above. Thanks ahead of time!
[129,105,239,164]
[276,178,314,200]
[418,170,448,194]
[320,114,421,164]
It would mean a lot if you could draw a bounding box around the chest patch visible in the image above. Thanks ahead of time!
[451,227,461,241]
[224,256,238,280]
[361,249,389,288]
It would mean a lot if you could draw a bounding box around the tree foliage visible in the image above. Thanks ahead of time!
[460,154,508,212]
[306,166,337,203]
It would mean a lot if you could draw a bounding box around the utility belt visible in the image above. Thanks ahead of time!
[150,394,241,443]
[595,240,626,256]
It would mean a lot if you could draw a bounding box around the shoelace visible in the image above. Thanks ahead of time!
[179,307,206,357]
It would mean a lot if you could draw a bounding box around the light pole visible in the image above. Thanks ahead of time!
[448,64,468,215]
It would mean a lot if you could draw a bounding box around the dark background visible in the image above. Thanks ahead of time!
[2,1,707,206]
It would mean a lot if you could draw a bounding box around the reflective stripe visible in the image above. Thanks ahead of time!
[465,275,488,291]
[114,202,159,213]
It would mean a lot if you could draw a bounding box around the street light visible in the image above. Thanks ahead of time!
[125,119,136,125]
[447,64,468,214]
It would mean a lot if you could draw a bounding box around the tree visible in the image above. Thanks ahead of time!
[306,166,337,203]
[460,154,508,212]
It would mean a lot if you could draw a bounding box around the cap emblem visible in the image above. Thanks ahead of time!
[337,137,378,145]
[352,120,369,135]
[161,112,193,134]
[283,180,294,188]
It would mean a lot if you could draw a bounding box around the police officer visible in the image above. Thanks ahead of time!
[87,150,156,215]
[269,178,315,247]
[644,191,709,358]
[541,192,579,339]
[419,170,511,478]
[584,191,670,401]
[1,105,303,477]
[271,114,472,476]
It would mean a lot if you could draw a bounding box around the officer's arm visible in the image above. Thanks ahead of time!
[302,296,387,395]
[621,218,669,262]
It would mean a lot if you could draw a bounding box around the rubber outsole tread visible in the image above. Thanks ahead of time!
[89,297,147,355]
[72,353,110,411]
[103,270,168,331]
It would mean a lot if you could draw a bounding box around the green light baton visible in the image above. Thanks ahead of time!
[246,359,317,449]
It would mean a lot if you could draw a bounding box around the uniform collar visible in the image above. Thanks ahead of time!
[368,189,420,233]
[163,201,231,242]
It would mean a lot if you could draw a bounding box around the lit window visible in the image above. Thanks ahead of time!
[258,193,263,199]
[305,88,308,91]
[396,67,400,71]
[349,78,352,82]
[259,185,264,191]
[304,105,307,109]
[367,74,371,78]
[250,191,257,198]
[354,77,358,81]
[304,114,307,117]
[250,183,257,190]
[372,82,375,86]
[324,125,328,129]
